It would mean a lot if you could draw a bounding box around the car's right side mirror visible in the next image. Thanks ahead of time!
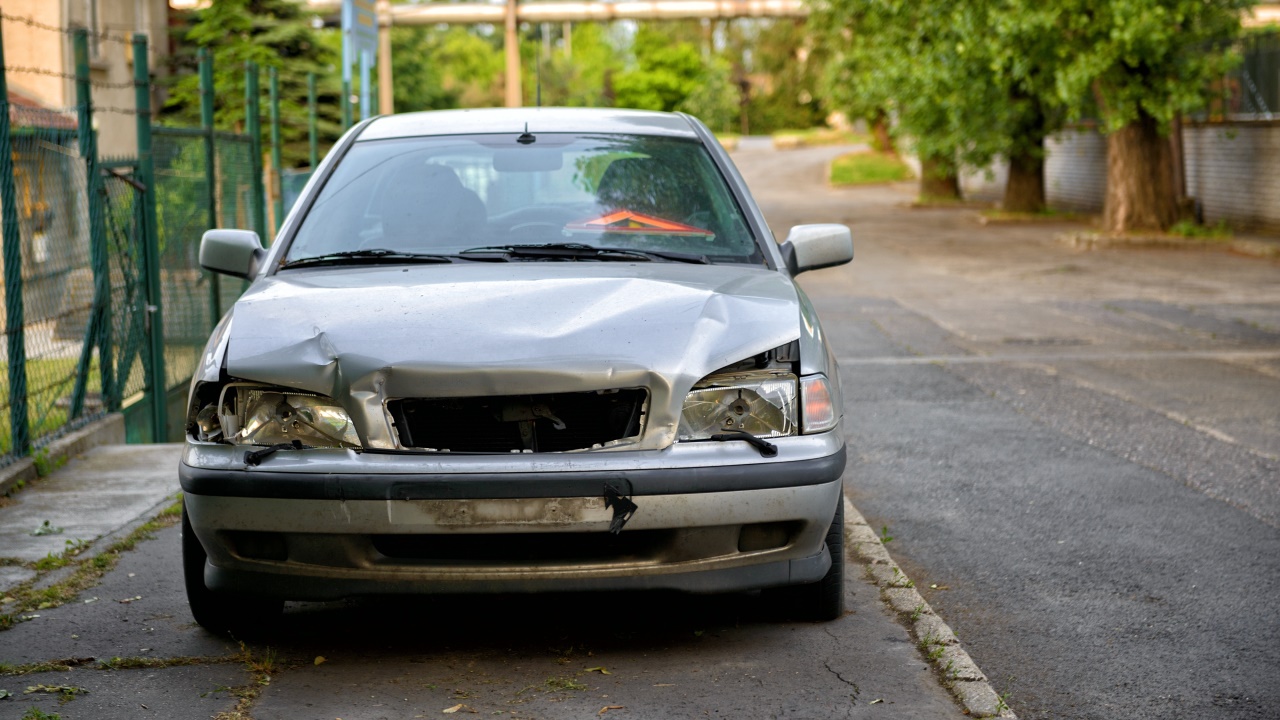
[200,229,265,280]
[779,224,853,275]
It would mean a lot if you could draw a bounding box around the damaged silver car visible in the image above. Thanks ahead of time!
[181,108,853,632]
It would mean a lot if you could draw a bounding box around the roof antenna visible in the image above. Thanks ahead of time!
[517,122,536,144]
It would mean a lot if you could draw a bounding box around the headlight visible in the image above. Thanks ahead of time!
[678,370,798,440]
[194,383,360,448]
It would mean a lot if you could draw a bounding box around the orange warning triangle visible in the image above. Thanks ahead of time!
[565,209,713,237]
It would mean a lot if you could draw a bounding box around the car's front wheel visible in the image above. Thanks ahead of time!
[182,503,282,635]
[769,494,845,621]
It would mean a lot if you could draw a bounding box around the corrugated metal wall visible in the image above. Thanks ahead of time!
[1183,122,1280,234]
[1045,129,1108,213]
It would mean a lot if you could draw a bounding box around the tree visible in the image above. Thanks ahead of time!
[393,26,505,111]
[613,26,738,128]
[162,0,343,169]
[816,0,1002,200]
[1052,0,1251,232]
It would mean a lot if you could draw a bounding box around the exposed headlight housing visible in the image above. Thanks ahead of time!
[678,370,798,441]
[192,383,360,449]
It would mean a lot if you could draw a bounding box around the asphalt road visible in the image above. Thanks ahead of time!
[732,143,1280,719]
[4,140,1277,720]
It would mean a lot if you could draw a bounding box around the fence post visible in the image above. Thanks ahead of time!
[308,72,318,170]
[134,33,167,442]
[70,28,114,418]
[199,48,220,327]
[245,62,266,240]
[269,66,283,234]
[0,19,31,456]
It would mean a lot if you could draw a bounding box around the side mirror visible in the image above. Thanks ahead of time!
[779,224,853,275]
[200,229,264,280]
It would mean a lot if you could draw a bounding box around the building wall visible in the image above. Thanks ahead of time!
[1,0,169,158]
[1183,121,1280,234]
[1,0,67,108]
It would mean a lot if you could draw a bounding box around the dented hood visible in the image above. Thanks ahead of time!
[223,262,802,450]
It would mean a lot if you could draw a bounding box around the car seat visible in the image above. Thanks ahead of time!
[378,161,487,250]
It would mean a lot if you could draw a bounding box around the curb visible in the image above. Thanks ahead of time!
[0,414,126,498]
[1059,231,1280,260]
[844,498,1017,719]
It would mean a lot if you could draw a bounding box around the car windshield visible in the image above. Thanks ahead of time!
[285,133,762,265]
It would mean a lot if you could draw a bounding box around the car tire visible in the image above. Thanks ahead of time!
[769,494,845,621]
[182,503,283,635]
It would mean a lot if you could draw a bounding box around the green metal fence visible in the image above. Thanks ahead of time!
[0,25,286,467]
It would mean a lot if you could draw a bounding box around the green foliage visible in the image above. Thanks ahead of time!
[614,28,706,112]
[534,23,625,107]
[393,27,505,112]
[162,0,343,168]
[1169,220,1233,239]
[829,152,914,186]
[739,20,829,133]
[1051,0,1251,131]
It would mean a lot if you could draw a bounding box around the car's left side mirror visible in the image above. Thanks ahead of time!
[200,229,265,280]
[779,224,853,275]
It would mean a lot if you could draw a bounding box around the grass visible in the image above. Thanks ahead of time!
[980,208,1084,223]
[829,151,914,186]
[1169,219,1233,239]
[773,127,871,148]
[1,344,197,455]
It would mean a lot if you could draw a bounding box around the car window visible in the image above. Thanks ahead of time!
[286,133,762,264]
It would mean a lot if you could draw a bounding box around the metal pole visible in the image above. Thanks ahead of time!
[245,62,266,240]
[505,0,521,107]
[199,47,221,327]
[378,0,394,115]
[341,69,353,130]
[71,29,111,419]
[0,18,30,456]
[269,66,284,234]
[134,33,167,441]
[308,72,318,169]
[359,50,371,120]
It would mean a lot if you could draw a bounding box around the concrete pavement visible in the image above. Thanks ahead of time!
[0,444,183,592]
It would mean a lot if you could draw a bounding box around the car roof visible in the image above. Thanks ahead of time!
[357,107,702,142]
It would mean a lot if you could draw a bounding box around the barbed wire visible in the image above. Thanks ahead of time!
[0,11,136,46]
[94,106,152,117]
[3,65,138,90]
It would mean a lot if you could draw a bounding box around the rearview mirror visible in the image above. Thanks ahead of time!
[493,148,564,172]
[779,224,853,275]
[200,229,265,280]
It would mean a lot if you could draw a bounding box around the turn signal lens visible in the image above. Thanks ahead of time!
[800,374,837,434]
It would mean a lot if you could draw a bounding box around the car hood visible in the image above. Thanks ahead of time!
[223,262,802,450]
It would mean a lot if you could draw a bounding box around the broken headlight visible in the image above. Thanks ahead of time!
[678,370,798,441]
[193,383,360,448]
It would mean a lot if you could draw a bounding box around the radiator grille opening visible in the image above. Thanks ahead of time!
[388,389,647,453]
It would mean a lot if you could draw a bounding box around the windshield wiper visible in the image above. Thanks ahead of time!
[281,248,457,269]
[461,243,710,264]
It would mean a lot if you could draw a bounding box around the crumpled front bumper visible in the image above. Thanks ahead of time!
[180,433,846,599]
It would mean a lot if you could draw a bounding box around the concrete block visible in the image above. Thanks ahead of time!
[913,613,958,646]
[936,645,986,682]
[950,680,1013,718]
[881,586,926,615]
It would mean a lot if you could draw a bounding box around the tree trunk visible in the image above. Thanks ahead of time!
[871,108,894,154]
[1003,143,1046,213]
[1103,111,1177,233]
[919,152,960,201]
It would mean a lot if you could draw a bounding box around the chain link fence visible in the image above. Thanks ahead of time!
[1,47,270,468]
